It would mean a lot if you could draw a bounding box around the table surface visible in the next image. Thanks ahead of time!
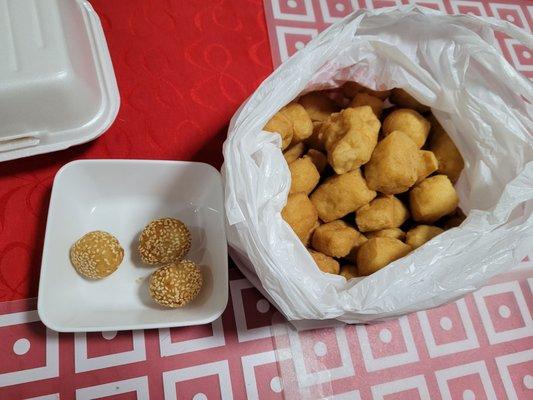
[0,0,532,399]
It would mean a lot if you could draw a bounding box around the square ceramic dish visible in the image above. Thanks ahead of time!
[38,160,228,332]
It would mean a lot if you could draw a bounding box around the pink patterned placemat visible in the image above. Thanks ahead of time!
[264,0,533,78]
[1,264,532,399]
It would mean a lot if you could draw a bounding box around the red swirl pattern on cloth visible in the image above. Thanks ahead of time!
[0,0,272,301]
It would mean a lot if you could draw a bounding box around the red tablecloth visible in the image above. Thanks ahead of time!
[1,1,532,400]
[0,0,272,302]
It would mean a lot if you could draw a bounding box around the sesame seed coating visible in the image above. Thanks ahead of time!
[70,231,124,279]
[138,218,191,265]
[149,260,203,308]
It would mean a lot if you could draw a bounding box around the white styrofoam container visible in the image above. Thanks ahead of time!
[38,160,228,332]
[0,0,119,161]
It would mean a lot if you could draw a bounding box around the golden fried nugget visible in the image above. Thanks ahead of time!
[389,88,430,112]
[306,121,326,151]
[345,231,368,264]
[428,116,464,182]
[416,150,438,183]
[281,103,313,144]
[357,237,412,276]
[310,169,377,222]
[382,109,430,148]
[282,192,318,245]
[264,112,293,149]
[299,92,339,122]
[309,250,340,274]
[409,175,459,223]
[289,157,320,195]
[355,195,409,232]
[366,228,406,241]
[342,82,391,100]
[322,106,380,174]
[305,149,328,174]
[312,220,361,258]
[406,225,444,249]
[340,265,359,280]
[283,142,306,164]
[350,93,384,118]
[364,131,420,194]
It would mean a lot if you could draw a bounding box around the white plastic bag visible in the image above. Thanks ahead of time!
[222,5,533,323]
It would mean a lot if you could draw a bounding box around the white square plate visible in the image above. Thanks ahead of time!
[38,159,228,332]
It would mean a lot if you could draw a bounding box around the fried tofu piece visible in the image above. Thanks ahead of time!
[357,237,412,276]
[310,169,377,222]
[409,175,459,223]
[349,93,384,118]
[312,220,363,258]
[282,103,314,144]
[264,112,293,149]
[355,195,409,232]
[406,225,444,249]
[417,150,438,183]
[340,265,359,280]
[306,121,326,151]
[389,88,430,112]
[382,109,430,148]
[321,106,380,174]
[305,149,328,174]
[283,142,306,164]
[364,131,420,194]
[366,228,406,241]
[309,250,340,274]
[299,92,339,122]
[342,82,391,100]
[289,157,320,195]
[345,232,368,263]
[264,103,313,149]
[428,116,464,183]
[282,192,318,245]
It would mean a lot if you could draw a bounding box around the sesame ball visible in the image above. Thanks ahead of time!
[70,231,124,279]
[138,218,191,265]
[149,260,203,308]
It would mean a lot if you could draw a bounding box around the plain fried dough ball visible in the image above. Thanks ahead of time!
[309,250,340,274]
[349,93,384,118]
[357,237,412,276]
[310,169,377,222]
[409,175,459,223]
[311,220,362,258]
[282,192,318,245]
[382,109,430,148]
[322,106,380,174]
[364,131,420,195]
[283,142,306,164]
[355,195,409,232]
[289,157,320,195]
[406,225,444,249]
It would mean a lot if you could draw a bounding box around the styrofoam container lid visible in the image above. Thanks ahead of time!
[0,0,120,161]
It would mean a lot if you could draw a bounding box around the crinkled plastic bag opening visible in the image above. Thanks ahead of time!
[222,5,533,323]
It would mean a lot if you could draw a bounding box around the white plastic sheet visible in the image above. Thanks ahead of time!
[222,5,533,323]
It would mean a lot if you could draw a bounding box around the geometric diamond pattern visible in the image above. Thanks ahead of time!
[0,265,532,398]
